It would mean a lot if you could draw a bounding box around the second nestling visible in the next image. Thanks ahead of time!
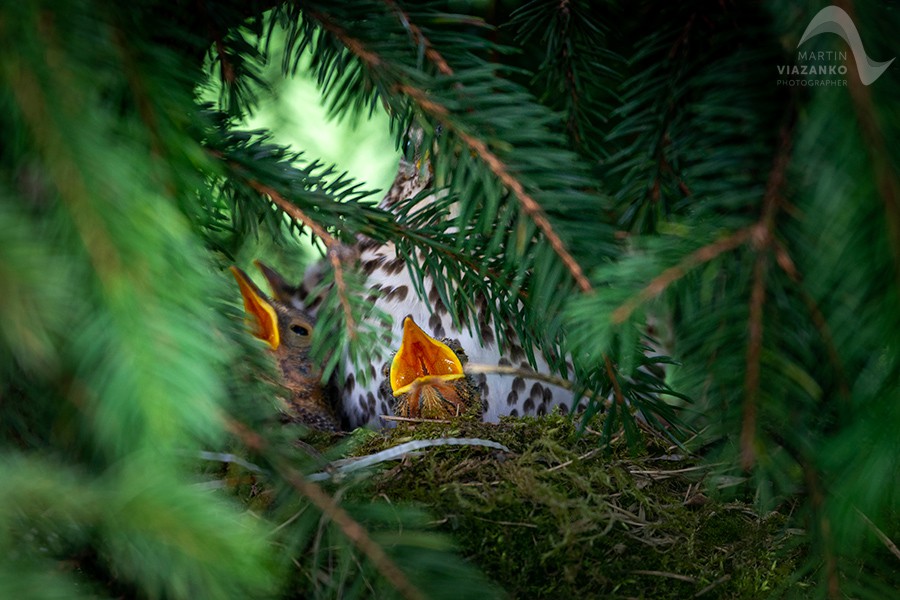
[384,315,482,421]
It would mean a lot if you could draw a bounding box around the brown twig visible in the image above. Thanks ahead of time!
[383,0,453,76]
[214,38,236,84]
[244,179,358,339]
[741,251,766,471]
[9,30,121,278]
[551,0,582,145]
[765,427,839,596]
[802,451,840,599]
[304,9,382,67]
[604,355,625,406]
[612,116,794,471]
[653,136,693,202]
[773,240,851,399]
[470,515,538,529]
[465,363,574,392]
[547,448,601,472]
[224,416,424,600]
[113,27,165,162]
[612,227,753,324]
[452,125,593,293]
[741,122,793,471]
[694,574,731,597]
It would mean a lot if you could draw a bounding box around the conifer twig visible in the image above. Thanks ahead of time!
[611,227,753,324]
[305,8,593,293]
[223,416,424,600]
[304,9,382,67]
[383,0,453,76]
[113,28,165,161]
[404,83,594,293]
[770,427,840,599]
[453,125,594,293]
[245,179,358,339]
[773,240,851,399]
[9,53,121,278]
[464,363,576,392]
[801,449,840,599]
[603,355,626,407]
[742,250,767,471]
[742,121,793,470]
[214,38,236,84]
[557,0,582,144]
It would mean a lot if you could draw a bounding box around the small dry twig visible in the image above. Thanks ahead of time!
[856,507,900,564]
[631,569,696,583]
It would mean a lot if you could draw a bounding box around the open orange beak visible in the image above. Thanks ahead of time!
[230,266,280,350]
[389,316,464,397]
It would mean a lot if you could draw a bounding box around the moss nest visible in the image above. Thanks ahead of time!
[341,413,804,599]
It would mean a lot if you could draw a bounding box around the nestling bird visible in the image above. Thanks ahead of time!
[231,263,341,432]
[386,316,481,420]
[290,134,579,428]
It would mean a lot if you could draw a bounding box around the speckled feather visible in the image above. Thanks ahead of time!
[300,157,581,429]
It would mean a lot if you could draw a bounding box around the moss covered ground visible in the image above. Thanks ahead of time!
[336,413,807,599]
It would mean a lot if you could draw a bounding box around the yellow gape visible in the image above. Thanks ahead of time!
[389,316,476,420]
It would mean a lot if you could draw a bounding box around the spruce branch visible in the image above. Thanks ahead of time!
[452,125,594,293]
[605,7,709,232]
[409,80,595,293]
[302,6,594,293]
[611,228,753,324]
[383,0,453,76]
[411,81,596,294]
[224,416,425,600]
[773,240,851,399]
[742,121,794,471]
[465,362,611,408]
[245,179,359,338]
[511,0,618,157]
[7,55,121,279]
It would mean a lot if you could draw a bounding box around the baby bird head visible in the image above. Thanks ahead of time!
[388,316,480,421]
[231,262,339,431]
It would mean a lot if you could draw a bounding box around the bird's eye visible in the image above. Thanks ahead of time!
[290,324,310,337]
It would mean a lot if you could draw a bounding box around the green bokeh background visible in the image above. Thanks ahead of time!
[246,52,399,198]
